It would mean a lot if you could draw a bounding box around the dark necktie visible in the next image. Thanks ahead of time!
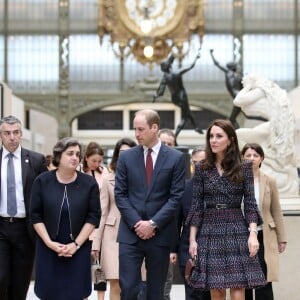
[7,153,17,216]
[145,148,153,185]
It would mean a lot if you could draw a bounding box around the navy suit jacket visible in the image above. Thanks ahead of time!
[0,147,47,240]
[115,143,186,247]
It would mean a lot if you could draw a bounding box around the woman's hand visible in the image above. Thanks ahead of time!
[91,250,99,259]
[189,226,198,258]
[248,232,259,257]
[278,242,287,253]
[45,240,64,253]
[57,242,78,257]
[189,240,198,259]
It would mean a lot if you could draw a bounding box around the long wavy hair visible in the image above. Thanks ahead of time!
[109,138,137,172]
[203,119,243,183]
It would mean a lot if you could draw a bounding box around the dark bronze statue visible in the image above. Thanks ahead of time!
[210,49,267,127]
[209,49,243,128]
[153,51,202,138]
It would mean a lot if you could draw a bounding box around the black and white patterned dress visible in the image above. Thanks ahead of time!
[186,161,266,290]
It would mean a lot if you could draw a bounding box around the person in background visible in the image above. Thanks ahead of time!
[82,141,109,300]
[46,154,56,170]
[0,115,47,300]
[82,141,108,189]
[187,119,266,300]
[241,143,287,300]
[159,128,176,148]
[158,128,177,300]
[91,137,137,300]
[177,146,211,300]
[29,137,100,300]
[115,109,186,300]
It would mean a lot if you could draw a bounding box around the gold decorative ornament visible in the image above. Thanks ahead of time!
[98,0,205,66]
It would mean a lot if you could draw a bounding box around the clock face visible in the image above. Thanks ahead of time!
[118,0,184,36]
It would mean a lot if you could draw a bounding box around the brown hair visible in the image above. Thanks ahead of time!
[109,138,137,172]
[204,119,242,183]
[82,142,104,173]
[52,137,82,167]
[241,143,265,168]
[135,109,160,129]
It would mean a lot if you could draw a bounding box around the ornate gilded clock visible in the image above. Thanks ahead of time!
[98,0,205,65]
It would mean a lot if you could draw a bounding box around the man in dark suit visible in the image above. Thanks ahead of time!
[0,115,47,300]
[177,146,211,300]
[115,109,186,300]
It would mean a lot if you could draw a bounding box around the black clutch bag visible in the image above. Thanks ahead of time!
[185,256,197,284]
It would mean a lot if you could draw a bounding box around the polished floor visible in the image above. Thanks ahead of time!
[25,215,300,300]
[27,282,186,299]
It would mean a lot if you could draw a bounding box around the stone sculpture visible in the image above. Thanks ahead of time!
[234,74,298,196]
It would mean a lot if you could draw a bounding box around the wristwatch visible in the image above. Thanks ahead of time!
[149,219,158,229]
[73,240,80,250]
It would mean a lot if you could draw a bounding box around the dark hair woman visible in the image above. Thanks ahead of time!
[30,137,100,300]
[186,120,266,300]
[91,137,136,300]
[241,143,287,300]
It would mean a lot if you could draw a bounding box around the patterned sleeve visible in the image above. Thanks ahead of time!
[185,162,205,228]
[243,160,263,226]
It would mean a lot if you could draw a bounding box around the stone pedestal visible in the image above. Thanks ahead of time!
[280,196,300,214]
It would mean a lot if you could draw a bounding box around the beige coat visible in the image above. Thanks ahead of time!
[92,171,120,279]
[91,171,147,281]
[259,171,287,282]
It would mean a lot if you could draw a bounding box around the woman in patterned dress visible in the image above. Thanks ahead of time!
[186,119,266,300]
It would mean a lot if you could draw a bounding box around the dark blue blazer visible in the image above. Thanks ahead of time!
[115,143,186,247]
[30,170,100,240]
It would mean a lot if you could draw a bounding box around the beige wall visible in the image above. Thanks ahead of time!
[29,110,58,155]
[273,215,300,300]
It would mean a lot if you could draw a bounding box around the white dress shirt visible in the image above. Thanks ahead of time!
[143,141,161,169]
[0,146,25,217]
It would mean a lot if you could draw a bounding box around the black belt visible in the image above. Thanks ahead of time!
[206,203,240,209]
[0,216,26,223]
